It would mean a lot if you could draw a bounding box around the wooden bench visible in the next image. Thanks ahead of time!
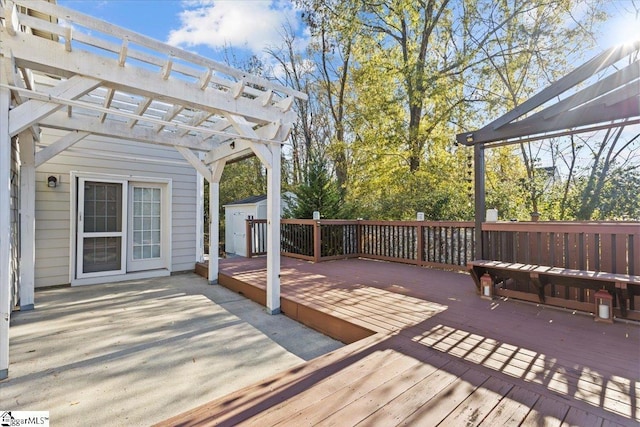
[468,260,640,319]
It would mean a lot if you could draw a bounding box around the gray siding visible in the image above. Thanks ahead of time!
[35,129,198,287]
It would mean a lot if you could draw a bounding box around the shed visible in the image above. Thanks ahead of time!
[224,194,294,256]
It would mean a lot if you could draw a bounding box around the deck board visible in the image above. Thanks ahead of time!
[247,349,421,426]
[436,376,515,426]
[159,257,640,426]
[478,385,540,426]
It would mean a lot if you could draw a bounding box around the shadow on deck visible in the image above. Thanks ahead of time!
[162,257,640,426]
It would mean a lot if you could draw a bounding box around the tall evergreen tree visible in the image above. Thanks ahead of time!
[286,153,343,219]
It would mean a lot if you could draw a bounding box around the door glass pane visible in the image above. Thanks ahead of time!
[83,237,122,273]
[132,187,161,260]
[84,182,122,233]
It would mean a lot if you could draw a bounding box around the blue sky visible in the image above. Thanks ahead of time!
[58,0,304,66]
[57,0,639,67]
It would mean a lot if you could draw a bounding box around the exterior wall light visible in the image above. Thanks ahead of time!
[594,289,613,323]
[47,175,58,188]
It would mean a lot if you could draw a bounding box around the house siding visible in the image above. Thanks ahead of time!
[35,129,198,287]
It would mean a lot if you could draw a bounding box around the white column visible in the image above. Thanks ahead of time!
[0,75,12,380]
[265,143,281,314]
[19,131,36,310]
[208,179,219,284]
[195,157,205,263]
[208,161,225,284]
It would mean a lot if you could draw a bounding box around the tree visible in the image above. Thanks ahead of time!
[297,0,360,191]
[286,152,343,219]
[469,0,605,216]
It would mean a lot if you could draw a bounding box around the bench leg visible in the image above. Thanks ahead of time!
[530,272,546,303]
[468,265,482,295]
[615,282,628,318]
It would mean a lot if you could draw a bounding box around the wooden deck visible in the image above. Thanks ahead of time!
[159,257,640,426]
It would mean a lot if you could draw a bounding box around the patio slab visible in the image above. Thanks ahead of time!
[0,273,343,426]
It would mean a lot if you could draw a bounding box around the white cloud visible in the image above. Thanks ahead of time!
[167,0,300,54]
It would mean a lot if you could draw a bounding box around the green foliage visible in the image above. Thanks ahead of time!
[596,168,640,220]
[223,1,638,223]
[286,153,343,219]
[219,159,267,206]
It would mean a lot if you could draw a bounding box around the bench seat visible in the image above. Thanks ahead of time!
[468,260,640,319]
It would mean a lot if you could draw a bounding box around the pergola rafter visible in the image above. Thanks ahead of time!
[456,41,640,259]
[457,42,640,148]
[0,0,306,379]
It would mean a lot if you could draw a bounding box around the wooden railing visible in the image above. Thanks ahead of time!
[481,222,640,319]
[244,218,640,318]
[482,222,640,276]
[246,219,639,274]
[246,219,475,270]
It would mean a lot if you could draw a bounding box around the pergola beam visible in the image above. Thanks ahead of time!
[457,42,640,146]
[38,112,214,151]
[468,97,640,145]
[488,42,640,132]
[35,130,90,167]
[4,31,289,124]
[12,0,306,101]
[8,75,101,136]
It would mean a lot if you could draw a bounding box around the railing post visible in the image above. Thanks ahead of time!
[313,221,321,262]
[245,219,252,258]
[417,222,424,266]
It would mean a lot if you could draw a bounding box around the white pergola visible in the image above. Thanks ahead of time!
[0,0,306,379]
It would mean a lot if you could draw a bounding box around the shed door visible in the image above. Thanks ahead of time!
[233,211,247,256]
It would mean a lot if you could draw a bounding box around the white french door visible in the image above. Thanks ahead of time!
[127,183,166,271]
[76,178,127,279]
[76,177,169,280]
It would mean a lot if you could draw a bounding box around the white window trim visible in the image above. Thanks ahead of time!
[69,171,172,286]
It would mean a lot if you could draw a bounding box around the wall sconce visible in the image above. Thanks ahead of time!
[47,175,58,188]
[594,289,613,323]
[230,141,235,149]
[480,273,494,300]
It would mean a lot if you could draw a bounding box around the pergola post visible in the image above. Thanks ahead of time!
[19,131,36,310]
[208,160,225,284]
[265,143,281,315]
[196,159,205,263]
[474,143,485,260]
[0,75,11,380]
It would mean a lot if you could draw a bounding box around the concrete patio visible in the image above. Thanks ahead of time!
[0,273,342,426]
